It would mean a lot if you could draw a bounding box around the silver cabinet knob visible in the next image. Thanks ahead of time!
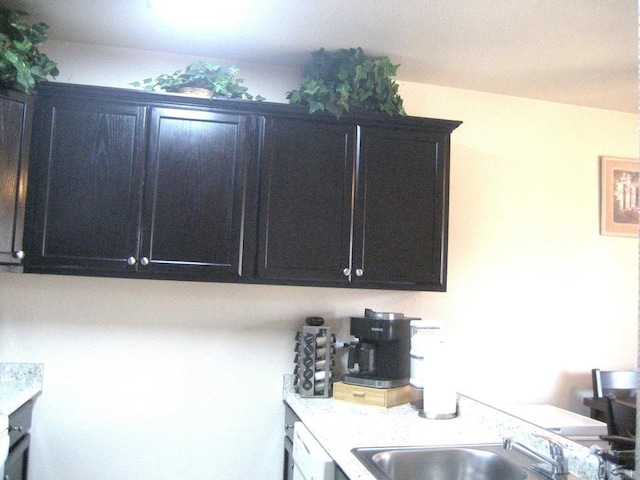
[140,257,149,266]
[342,268,351,276]
[355,268,364,277]
[127,256,136,266]
[12,250,24,259]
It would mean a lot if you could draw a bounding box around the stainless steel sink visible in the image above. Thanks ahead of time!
[352,444,550,480]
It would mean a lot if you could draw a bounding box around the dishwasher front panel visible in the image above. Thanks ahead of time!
[292,422,335,480]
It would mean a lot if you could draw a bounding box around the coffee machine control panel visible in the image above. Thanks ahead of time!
[351,315,419,340]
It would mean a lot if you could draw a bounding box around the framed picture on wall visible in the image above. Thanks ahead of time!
[600,156,639,237]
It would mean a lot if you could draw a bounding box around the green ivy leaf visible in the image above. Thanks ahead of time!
[0,9,57,93]
[28,23,48,44]
[326,102,343,119]
[308,101,325,114]
[12,38,32,52]
[2,49,19,65]
[288,47,405,118]
[15,67,34,91]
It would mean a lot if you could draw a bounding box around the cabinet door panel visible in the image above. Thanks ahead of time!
[25,98,146,272]
[141,108,253,280]
[355,126,448,290]
[257,117,355,283]
[4,433,30,480]
[0,91,31,265]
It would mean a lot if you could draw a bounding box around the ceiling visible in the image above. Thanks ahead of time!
[4,0,638,113]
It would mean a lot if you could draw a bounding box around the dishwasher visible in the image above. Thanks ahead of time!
[292,422,335,480]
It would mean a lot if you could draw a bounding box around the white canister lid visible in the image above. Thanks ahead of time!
[411,320,443,352]
[410,320,442,330]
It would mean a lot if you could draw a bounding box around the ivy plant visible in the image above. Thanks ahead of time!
[0,9,59,94]
[287,47,405,118]
[131,61,264,101]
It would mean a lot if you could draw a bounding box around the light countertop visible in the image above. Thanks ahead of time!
[498,404,608,438]
[0,363,43,415]
[283,376,600,480]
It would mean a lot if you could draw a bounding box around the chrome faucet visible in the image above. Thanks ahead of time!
[503,434,568,478]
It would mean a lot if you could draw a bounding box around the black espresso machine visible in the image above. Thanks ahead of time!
[344,309,416,388]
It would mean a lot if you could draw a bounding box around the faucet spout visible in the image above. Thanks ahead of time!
[503,435,568,477]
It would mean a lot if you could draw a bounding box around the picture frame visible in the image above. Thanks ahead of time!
[600,156,638,237]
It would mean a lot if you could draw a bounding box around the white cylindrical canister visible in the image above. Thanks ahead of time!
[410,320,444,412]
[410,320,442,387]
[419,340,457,419]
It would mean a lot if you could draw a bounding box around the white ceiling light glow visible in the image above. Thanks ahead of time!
[147,0,248,28]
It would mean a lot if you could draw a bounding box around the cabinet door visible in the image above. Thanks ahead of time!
[354,125,449,290]
[283,436,294,480]
[257,117,356,284]
[140,108,256,280]
[24,96,147,274]
[0,90,32,266]
[4,434,30,480]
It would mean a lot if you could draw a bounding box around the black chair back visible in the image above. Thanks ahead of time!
[592,368,637,399]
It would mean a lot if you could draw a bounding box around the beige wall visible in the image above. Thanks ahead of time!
[0,41,637,480]
[398,82,638,405]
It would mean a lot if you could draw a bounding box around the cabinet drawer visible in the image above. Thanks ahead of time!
[8,400,33,448]
[333,382,410,408]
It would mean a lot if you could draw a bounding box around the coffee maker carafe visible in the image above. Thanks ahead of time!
[344,309,416,389]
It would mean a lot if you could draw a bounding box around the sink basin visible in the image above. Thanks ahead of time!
[352,444,549,480]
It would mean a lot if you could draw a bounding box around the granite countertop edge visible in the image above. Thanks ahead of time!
[0,363,44,415]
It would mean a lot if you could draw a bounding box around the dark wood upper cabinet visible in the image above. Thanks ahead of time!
[0,89,33,268]
[140,107,256,280]
[354,125,450,290]
[20,83,460,290]
[24,86,258,282]
[257,116,356,283]
[256,116,457,290]
[25,95,147,274]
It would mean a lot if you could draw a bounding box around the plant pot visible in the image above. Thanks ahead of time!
[176,87,212,98]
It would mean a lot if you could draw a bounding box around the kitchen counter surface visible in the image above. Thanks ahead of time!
[0,363,43,415]
[283,376,600,480]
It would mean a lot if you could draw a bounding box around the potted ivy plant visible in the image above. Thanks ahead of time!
[131,61,264,101]
[287,47,405,119]
[0,9,59,94]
